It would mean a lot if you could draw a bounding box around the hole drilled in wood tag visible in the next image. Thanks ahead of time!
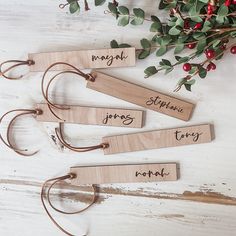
[87,71,194,121]
[102,124,213,155]
[70,163,178,184]
[36,103,144,128]
[28,48,136,71]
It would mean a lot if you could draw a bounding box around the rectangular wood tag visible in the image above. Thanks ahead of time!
[28,48,136,71]
[87,71,195,121]
[70,163,178,185]
[102,124,212,155]
[35,103,144,128]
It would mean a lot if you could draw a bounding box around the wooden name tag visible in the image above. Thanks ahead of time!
[102,124,212,155]
[87,71,194,121]
[28,48,136,71]
[70,163,178,184]
[36,104,144,128]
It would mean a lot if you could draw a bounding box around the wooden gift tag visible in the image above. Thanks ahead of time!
[87,71,194,121]
[102,124,212,154]
[70,163,178,184]
[28,48,136,71]
[36,103,144,128]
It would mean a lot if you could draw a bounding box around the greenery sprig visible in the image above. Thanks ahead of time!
[60,0,236,91]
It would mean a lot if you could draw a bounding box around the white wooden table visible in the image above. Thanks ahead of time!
[1,1,236,235]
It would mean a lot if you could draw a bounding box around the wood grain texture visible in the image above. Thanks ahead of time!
[28,47,136,71]
[70,163,177,184]
[87,71,195,121]
[36,103,144,128]
[0,0,236,236]
[103,124,212,154]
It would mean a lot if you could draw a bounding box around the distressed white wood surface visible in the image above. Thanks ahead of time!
[0,1,236,235]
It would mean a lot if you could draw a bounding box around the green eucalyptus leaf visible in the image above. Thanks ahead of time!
[150,22,162,32]
[144,66,158,78]
[175,56,189,63]
[193,32,205,40]
[151,15,161,23]
[161,35,172,45]
[118,6,129,15]
[152,35,162,45]
[165,67,174,74]
[118,15,129,26]
[185,79,196,85]
[184,79,196,91]
[174,44,184,54]
[156,45,167,56]
[95,0,106,6]
[119,43,132,48]
[177,35,189,43]
[131,8,145,25]
[202,21,212,32]
[69,1,80,14]
[212,39,221,49]
[198,66,207,78]
[216,15,225,24]
[197,39,206,53]
[177,77,187,86]
[162,59,171,66]
[138,50,150,59]
[184,83,192,91]
[169,26,181,35]
[176,17,184,27]
[110,40,119,48]
[108,2,118,16]
[218,5,228,17]
[133,8,145,18]
[189,66,198,74]
[158,0,167,10]
[140,38,151,49]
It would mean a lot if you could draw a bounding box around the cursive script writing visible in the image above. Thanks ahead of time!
[103,113,134,125]
[175,130,203,142]
[146,96,183,113]
[135,168,170,178]
[91,51,128,66]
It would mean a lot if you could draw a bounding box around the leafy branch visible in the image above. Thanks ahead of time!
[60,0,236,91]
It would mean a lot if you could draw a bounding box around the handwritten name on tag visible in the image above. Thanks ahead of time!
[36,103,144,128]
[28,48,136,71]
[102,124,212,155]
[70,163,178,184]
[87,71,194,121]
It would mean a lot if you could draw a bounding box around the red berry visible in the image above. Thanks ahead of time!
[194,23,202,30]
[207,4,213,14]
[207,8,213,15]
[210,62,216,70]
[187,43,196,49]
[231,46,236,54]
[232,0,236,4]
[225,0,231,6]
[205,49,215,59]
[207,64,212,71]
[207,62,216,71]
[183,63,192,72]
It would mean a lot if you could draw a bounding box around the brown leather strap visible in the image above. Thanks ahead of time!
[0,108,42,156]
[0,59,34,80]
[41,173,96,236]
[55,122,109,152]
[41,62,95,121]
